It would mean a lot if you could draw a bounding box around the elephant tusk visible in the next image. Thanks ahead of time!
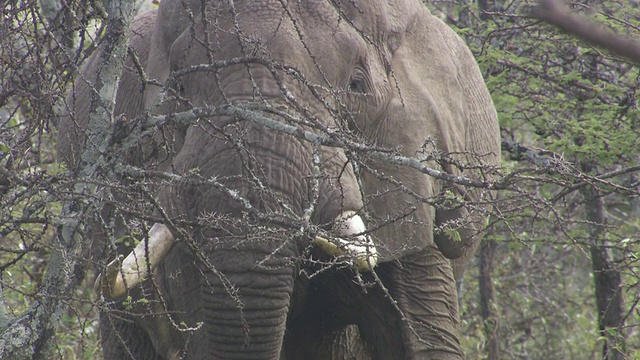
[314,211,378,272]
[96,223,175,300]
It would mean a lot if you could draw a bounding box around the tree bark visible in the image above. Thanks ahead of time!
[0,1,138,358]
[479,236,499,359]
[581,185,626,360]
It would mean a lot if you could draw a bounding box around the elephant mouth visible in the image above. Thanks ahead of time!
[95,212,377,300]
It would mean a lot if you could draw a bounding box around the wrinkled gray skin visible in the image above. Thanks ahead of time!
[57,1,499,359]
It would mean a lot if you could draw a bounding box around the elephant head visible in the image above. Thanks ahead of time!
[57,1,500,359]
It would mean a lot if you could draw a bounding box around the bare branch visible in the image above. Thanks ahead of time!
[530,0,640,64]
[0,1,139,357]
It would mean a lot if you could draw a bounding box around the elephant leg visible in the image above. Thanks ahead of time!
[99,273,186,360]
[285,316,371,360]
[287,247,462,359]
[370,246,464,359]
[328,325,372,360]
[100,310,163,360]
[284,268,372,360]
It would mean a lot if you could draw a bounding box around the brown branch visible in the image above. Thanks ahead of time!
[529,0,640,64]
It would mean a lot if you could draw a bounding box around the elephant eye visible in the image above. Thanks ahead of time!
[348,78,367,94]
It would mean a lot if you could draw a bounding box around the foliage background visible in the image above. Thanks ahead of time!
[426,0,640,358]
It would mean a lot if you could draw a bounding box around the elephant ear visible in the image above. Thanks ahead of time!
[392,6,500,279]
[143,0,201,108]
[56,10,157,171]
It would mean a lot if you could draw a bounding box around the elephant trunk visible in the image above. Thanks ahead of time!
[198,245,296,359]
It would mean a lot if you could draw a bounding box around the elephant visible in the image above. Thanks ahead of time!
[56,1,500,359]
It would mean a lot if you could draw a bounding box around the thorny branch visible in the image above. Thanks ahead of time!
[3,1,640,358]
[0,0,139,358]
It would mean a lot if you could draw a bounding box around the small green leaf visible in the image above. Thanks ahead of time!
[445,228,462,242]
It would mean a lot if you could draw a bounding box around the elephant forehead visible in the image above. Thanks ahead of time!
[330,0,417,51]
[165,5,426,119]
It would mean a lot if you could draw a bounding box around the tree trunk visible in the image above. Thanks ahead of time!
[0,1,137,358]
[582,185,626,359]
[479,236,499,359]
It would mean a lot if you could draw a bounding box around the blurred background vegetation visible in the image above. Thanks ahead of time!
[2,0,640,358]
[427,0,640,358]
